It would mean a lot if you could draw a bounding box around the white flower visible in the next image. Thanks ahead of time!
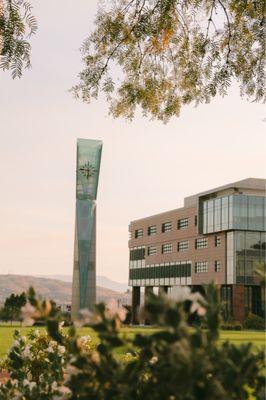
[47,346,54,353]
[58,386,71,395]
[80,335,91,344]
[22,345,31,359]
[59,321,65,329]
[149,356,158,365]
[58,345,66,355]
[51,381,58,391]
[12,340,20,348]
[28,381,36,391]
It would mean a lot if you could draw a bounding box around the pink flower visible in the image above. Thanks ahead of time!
[106,299,127,321]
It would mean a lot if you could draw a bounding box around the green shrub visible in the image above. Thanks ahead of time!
[220,323,242,331]
[243,314,265,330]
[0,285,265,400]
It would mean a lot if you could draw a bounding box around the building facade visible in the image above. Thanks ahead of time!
[71,138,103,319]
[128,178,266,323]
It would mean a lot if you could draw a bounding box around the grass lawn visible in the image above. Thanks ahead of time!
[0,325,265,359]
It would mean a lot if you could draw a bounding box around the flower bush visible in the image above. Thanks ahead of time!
[0,329,67,399]
[0,285,265,400]
[0,325,93,399]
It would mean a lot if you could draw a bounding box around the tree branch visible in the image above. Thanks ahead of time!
[217,0,232,64]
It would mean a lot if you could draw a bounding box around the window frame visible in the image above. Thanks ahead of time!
[177,217,189,229]
[215,235,221,247]
[147,225,157,236]
[162,222,172,233]
[215,260,221,272]
[195,237,208,249]
[162,243,173,254]
[195,261,208,273]
[147,245,157,256]
[177,240,189,252]
[134,229,143,239]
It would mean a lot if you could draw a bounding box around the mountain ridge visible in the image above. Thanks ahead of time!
[0,274,130,305]
[36,274,128,293]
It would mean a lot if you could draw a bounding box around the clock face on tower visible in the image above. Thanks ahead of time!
[79,161,97,179]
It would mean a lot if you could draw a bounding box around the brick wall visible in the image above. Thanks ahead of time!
[129,205,226,285]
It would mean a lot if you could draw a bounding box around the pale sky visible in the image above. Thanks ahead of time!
[0,1,265,283]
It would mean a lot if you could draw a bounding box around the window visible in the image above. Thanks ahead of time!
[162,243,172,254]
[195,262,208,273]
[147,246,157,256]
[134,229,143,238]
[148,225,157,236]
[162,222,172,233]
[177,240,189,252]
[129,247,145,261]
[195,238,208,249]
[129,261,192,281]
[194,216,198,226]
[177,217,188,229]
[215,260,221,272]
[215,236,221,247]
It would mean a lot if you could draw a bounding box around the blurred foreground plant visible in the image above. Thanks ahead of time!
[0,285,265,400]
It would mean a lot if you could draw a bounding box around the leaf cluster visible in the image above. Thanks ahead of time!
[0,0,37,78]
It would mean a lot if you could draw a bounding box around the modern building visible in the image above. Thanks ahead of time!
[128,178,266,323]
[71,138,103,319]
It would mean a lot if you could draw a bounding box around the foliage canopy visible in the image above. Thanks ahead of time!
[1,1,264,121]
[0,292,26,323]
[73,0,265,122]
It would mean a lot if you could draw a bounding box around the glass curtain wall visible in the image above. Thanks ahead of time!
[235,231,266,284]
[201,195,266,234]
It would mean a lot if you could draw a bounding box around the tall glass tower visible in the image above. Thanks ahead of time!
[71,138,103,319]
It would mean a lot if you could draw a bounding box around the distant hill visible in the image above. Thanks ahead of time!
[0,275,130,305]
[37,274,128,293]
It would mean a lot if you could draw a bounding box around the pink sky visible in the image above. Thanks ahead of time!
[0,1,265,283]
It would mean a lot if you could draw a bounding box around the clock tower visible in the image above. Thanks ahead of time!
[71,138,103,319]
